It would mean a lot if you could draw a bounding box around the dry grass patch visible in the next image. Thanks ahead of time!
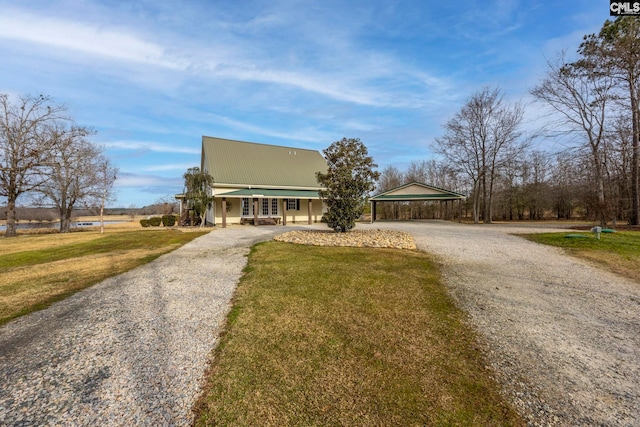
[0,232,96,255]
[0,228,207,325]
[194,242,523,426]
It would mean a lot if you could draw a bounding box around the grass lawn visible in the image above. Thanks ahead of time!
[194,242,524,426]
[0,227,208,326]
[522,231,640,283]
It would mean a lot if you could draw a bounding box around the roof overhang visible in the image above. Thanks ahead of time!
[217,189,322,199]
[370,194,463,201]
[370,181,465,202]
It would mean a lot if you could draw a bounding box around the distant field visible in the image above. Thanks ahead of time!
[522,231,640,283]
[0,226,208,326]
[0,215,138,233]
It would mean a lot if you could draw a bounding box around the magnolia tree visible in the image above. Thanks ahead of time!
[316,138,379,232]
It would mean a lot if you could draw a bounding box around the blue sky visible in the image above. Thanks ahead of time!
[0,0,608,208]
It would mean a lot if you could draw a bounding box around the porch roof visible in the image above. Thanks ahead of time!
[219,189,321,199]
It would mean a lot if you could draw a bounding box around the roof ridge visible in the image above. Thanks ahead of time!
[202,135,323,154]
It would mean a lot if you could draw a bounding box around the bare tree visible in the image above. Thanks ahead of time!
[550,153,578,219]
[606,117,634,224]
[376,165,403,220]
[0,94,66,237]
[94,157,118,233]
[36,123,103,232]
[128,204,138,221]
[521,151,553,220]
[153,195,179,216]
[531,53,616,226]
[434,87,525,223]
[579,16,640,224]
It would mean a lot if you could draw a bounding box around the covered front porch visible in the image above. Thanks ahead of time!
[210,189,324,228]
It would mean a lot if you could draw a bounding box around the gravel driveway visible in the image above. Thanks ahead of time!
[370,221,640,427]
[0,226,284,426]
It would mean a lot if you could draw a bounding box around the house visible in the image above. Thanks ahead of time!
[198,136,328,227]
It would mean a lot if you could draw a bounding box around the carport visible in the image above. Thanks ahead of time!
[369,181,465,223]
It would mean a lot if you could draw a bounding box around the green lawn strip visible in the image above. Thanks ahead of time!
[195,242,523,426]
[0,229,206,269]
[521,231,640,282]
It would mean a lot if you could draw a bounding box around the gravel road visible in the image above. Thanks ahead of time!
[0,226,283,426]
[371,221,640,427]
[1,221,638,426]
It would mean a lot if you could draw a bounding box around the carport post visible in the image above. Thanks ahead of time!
[371,200,376,224]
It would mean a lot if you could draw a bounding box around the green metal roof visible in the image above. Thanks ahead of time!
[220,189,321,198]
[371,193,462,201]
[370,181,465,201]
[202,136,327,188]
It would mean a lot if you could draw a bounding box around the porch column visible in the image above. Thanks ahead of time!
[221,198,227,228]
[371,201,376,224]
[308,199,312,224]
[282,199,287,226]
[253,198,258,226]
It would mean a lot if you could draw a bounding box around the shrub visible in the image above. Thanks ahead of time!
[149,217,162,227]
[140,219,150,227]
[162,215,176,226]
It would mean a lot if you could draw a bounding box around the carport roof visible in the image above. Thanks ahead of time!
[370,181,465,201]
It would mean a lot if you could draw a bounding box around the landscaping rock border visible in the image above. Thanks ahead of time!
[273,229,417,250]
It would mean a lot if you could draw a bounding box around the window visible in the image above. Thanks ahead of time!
[242,198,250,216]
[262,198,269,215]
[271,198,279,215]
[287,199,300,211]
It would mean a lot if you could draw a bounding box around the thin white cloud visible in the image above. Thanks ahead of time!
[342,120,381,132]
[0,7,450,109]
[203,113,331,144]
[140,163,198,172]
[104,141,200,155]
[115,172,181,188]
[0,9,187,70]
[212,66,389,107]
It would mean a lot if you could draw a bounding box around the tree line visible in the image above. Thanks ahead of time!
[0,94,117,236]
[378,17,639,227]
